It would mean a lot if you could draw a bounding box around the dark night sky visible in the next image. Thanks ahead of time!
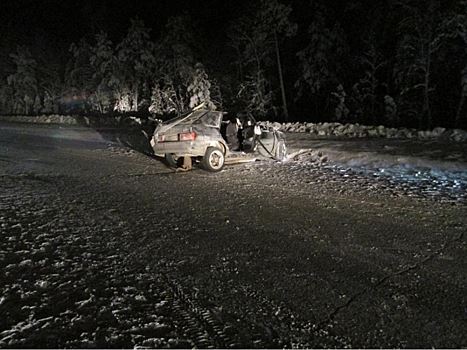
[0,0,359,47]
[0,0,253,46]
[0,0,326,78]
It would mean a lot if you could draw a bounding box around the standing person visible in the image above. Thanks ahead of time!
[226,116,240,151]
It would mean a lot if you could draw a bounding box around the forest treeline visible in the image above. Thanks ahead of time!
[0,0,466,129]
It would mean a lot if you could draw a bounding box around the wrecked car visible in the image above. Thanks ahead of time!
[150,105,287,172]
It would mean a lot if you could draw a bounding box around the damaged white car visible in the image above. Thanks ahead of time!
[150,105,287,172]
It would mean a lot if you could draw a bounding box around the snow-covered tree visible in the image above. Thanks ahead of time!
[149,84,164,115]
[331,84,349,121]
[158,16,194,83]
[66,39,94,95]
[7,47,38,114]
[209,79,223,111]
[456,65,467,126]
[236,71,272,118]
[259,0,296,119]
[187,63,215,109]
[350,33,387,124]
[229,0,296,119]
[229,13,273,117]
[441,0,467,127]
[384,95,398,126]
[63,39,94,112]
[89,32,115,113]
[149,83,180,115]
[155,15,197,114]
[115,18,155,112]
[394,0,447,129]
[42,92,55,113]
[34,43,64,114]
[0,84,14,114]
[296,4,347,118]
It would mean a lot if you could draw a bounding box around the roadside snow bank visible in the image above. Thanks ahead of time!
[284,136,467,203]
[0,114,145,127]
[0,114,79,125]
[2,114,466,142]
[260,121,467,142]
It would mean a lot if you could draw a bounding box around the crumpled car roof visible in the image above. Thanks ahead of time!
[157,109,212,134]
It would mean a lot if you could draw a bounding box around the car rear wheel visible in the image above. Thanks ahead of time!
[165,153,179,168]
[202,147,225,172]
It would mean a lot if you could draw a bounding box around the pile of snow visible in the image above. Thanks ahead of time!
[283,138,467,203]
[0,114,79,125]
[261,121,467,142]
[0,115,143,127]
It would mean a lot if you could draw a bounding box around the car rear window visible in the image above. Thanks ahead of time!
[194,112,221,128]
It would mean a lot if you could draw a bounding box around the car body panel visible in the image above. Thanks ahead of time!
[151,110,227,158]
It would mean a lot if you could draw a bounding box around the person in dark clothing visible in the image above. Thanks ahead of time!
[226,116,240,151]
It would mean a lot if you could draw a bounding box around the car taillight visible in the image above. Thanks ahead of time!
[157,134,165,142]
[178,132,197,141]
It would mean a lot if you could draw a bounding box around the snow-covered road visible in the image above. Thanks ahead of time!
[1,122,466,348]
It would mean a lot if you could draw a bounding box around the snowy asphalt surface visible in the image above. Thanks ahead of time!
[0,122,466,348]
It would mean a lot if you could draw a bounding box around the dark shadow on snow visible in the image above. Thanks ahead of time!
[72,114,166,163]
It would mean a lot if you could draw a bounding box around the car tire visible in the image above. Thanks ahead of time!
[165,153,179,168]
[275,140,287,160]
[202,147,225,172]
